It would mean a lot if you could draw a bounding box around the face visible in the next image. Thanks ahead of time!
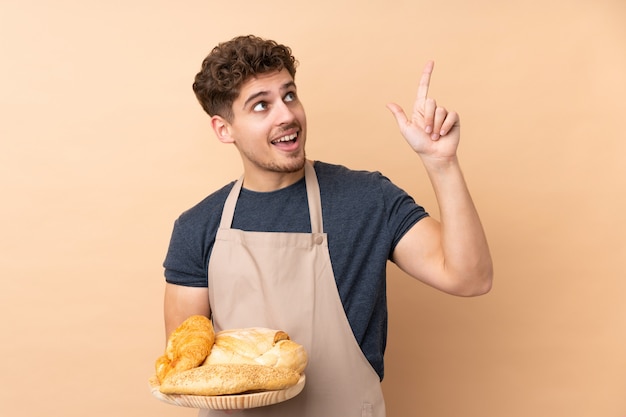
[213,69,307,186]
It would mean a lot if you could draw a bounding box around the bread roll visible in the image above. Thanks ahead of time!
[159,363,300,396]
[203,328,308,374]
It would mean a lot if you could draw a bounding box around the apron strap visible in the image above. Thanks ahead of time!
[218,174,243,230]
[304,161,323,234]
[218,161,323,233]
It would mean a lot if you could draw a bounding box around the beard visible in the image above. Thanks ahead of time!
[257,150,307,174]
[239,143,307,175]
[235,122,308,175]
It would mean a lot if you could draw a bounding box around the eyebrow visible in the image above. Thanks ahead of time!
[242,81,297,109]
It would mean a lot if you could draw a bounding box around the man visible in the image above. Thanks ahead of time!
[162,35,492,416]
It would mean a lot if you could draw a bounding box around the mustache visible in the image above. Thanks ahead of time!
[277,123,300,133]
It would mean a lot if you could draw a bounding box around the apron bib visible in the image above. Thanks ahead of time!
[202,161,385,417]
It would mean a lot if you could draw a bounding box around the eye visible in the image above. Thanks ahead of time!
[284,92,297,102]
[252,101,268,112]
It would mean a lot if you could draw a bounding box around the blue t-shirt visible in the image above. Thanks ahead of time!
[163,161,428,380]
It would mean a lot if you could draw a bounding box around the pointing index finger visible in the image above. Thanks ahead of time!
[416,60,434,106]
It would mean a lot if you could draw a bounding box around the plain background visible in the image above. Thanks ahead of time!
[1,1,624,416]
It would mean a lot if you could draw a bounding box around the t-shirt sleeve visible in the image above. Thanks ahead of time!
[162,184,232,288]
[163,217,209,288]
[378,174,429,252]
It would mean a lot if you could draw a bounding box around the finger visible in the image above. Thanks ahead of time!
[386,103,409,127]
[415,60,434,108]
[423,98,436,133]
[431,106,447,139]
[439,111,459,136]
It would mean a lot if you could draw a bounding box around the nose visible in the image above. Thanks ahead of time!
[274,100,296,125]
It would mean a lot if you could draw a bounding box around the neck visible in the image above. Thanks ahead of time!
[241,162,308,192]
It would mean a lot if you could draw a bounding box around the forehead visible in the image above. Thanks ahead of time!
[237,69,295,102]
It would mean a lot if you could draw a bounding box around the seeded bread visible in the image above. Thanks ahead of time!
[159,363,300,395]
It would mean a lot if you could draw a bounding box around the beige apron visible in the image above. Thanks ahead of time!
[201,161,386,417]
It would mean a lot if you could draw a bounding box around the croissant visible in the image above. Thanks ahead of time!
[155,315,215,383]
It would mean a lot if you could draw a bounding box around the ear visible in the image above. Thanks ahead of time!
[210,115,235,144]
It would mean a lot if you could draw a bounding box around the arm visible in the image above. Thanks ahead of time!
[163,283,210,340]
[386,61,493,296]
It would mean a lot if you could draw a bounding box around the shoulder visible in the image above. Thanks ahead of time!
[313,160,401,202]
[180,182,234,219]
[172,181,236,233]
[313,160,390,187]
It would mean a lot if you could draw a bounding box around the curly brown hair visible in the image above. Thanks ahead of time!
[192,35,299,122]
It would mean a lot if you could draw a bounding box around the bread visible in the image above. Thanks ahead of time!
[159,363,300,396]
[155,315,215,383]
[203,328,308,374]
[154,318,307,396]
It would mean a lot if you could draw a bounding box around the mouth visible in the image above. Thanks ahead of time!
[271,132,298,145]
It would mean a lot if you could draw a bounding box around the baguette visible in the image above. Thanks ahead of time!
[159,363,300,396]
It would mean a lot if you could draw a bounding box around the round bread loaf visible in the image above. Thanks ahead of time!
[203,327,308,374]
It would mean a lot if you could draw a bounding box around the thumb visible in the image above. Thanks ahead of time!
[386,103,408,127]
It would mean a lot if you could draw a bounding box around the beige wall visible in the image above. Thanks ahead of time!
[1,1,624,416]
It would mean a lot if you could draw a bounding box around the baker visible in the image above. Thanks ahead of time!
[162,35,493,416]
